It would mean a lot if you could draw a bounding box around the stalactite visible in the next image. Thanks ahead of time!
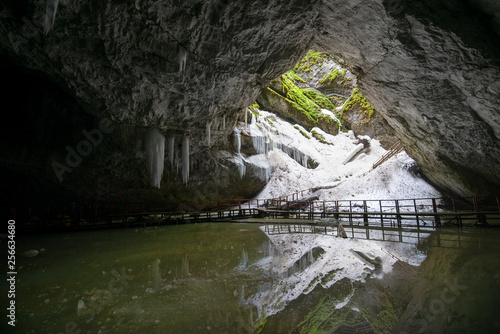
[182,135,190,184]
[234,128,241,154]
[178,45,187,73]
[43,0,59,35]
[145,128,165,188]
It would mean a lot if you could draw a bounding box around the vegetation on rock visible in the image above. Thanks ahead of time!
[319,68,346,85]
[342,88,375,118]
[281,71,338,127]
[293,50,330,72]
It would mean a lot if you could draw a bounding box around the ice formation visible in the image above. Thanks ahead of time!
[232,154,246,179]
[320,108,342,128]
[343,143,365,165]
[222,115,226,131]
[145,128,165,188]
[167,136,175,170]
[178,46,187,73]
[233,128,241,154]
[246,228,428,319]
[43,0,59,35]
[252,136,267,155]
[245,108,248,126]
[182,135,190,184]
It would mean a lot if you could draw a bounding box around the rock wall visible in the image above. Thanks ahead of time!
[1,0,499,203]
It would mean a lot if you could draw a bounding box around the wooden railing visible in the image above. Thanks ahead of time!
[3,196,500,231]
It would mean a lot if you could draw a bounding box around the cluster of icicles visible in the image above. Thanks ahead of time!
[145,129,190,188]
[145,108,311,188]
[231,111,312,179]
[145,115,224,188]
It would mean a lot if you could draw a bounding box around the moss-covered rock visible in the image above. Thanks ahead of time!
[319,68,347,85]
[341,88,396,149]
[257,86,339,135]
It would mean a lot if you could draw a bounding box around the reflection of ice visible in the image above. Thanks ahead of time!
[246,227,427,319]
[235,248,248,271]
[181,255,190,276]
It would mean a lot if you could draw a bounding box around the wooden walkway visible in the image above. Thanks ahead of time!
[3,196,500,232]
[372,141,404,169]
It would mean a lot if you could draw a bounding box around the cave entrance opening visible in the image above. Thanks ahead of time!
[230,50,439,202]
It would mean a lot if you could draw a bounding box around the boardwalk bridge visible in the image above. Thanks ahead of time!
[4,195,500,234]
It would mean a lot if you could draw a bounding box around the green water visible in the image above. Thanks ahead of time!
[10,223,271,334]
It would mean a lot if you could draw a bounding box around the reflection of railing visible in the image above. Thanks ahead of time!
[263,223,500,252]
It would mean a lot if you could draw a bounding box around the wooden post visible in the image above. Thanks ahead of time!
[349,201,353,224]
[363,200,368,226]
[414,199,420,229]
[432,199,441,227]
[379,200,384,227]
[395,200,401,227]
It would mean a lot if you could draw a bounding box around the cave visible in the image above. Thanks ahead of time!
[1,0,499,206]
[2,1,500,333]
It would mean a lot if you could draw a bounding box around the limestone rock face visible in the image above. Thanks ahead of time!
[1,0,499,203]
[314,0,500,196]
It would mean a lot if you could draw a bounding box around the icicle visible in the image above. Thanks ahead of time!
[178,45,187,73]
[252,136,266,154]
[237,158,246,179]
[233,128,241,154]
[222,115,226,131]
[206,122,212,146]
[182,135,190,184]
[168,136,175,170]
[235,248,248,270]
[245,109,248,126]
[145,128,165,188]
[43,0,59,35]
[251,112,256,124]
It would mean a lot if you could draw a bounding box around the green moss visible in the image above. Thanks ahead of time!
[342,88,375,118]
[319,69,346,85]
[285,70,306,83]
[340,78,352,85]
[303,89,337,111]
[293,50,330,73]
[296,280,354,334]
[251,101,260,109]
[311,129,331,145]
[255,310,268,333]
[281,73,337,126]
[359,290,399,333]
[321,268,343,286]
[294,125,312,139]
[266,117,275,128]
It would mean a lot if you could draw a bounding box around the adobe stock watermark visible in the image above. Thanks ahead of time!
[58,267,133,334]
[402,278,468,334]
[51,118,114,183]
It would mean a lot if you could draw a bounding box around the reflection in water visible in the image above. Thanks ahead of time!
[10,223,500,333]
